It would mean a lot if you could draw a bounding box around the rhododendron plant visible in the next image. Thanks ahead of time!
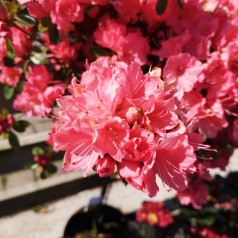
[1,0,238,235]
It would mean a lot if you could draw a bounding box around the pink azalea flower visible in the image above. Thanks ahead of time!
[0,114,14,135]
[227,42,238,75]
[26,64,52,90]
[191,226,228,238]
[94,15,150,64]
[95,117,130,161]
[52,57,198,196]
[96,155,116,178]
[0,65,22,87]
[26,1,48,19]
[53,126,102,176]
[0,21,11,39]
[163,53,204,92]
[152,135,197,192]
[13,65,64,117]
[0,38,7,62]
[10,27,31,58]
[136,201,174,227]
[111,0,141,23]
[198,99,228,138]
[0,4,8,21]
[13,83,51,117]
[47,38,81,65]
[177,178,208,209]
[50,0,86,33]
[141,0,181,30]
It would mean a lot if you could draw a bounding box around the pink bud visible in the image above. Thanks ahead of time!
[96,155,116,177]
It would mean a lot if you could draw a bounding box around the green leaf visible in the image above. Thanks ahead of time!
[38,18,50,32]
[32,146,44,156]
[1,108,9,119]
[23,59,30,75]
[156,0,168,15]
[14,13,36,27]
[9,131,20,149]
[190,216,215,226]
[2,1,18,19]
[40,164,57,179]
[6,39,16,59]
[16,80,25,93]
[3,85,14,100]
[13,120,30,132]
[48,23,59,44]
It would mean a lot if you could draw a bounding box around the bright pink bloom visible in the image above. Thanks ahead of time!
[95,117,130,161]
[204,147,232,171]
[52,57,198,196]
[0,21,11,39]
[47,38,81,64]
[152,135,197,192]
[227,42,238,75]
[53,126,102,175]
[177,178,208,209]
[96,155,116,177]
[26,1,48,19]
[13,65,64,117]
[154,32,190,59]
[141,0,181,30]
[111,0,141,23]
[13,83,59,117]
[26,64,52,90]
[94,15,150,64]
[191,226,228,238]
[163,53,204,92]
[136,201,174,227]
[0,4,8,21]
[198,99,228,138]
[91,0,108,6]
[0,114,14,135]
[0,65,22,87]
[50,0,86,32]
[10,27,31,58]
[0,38,7,62]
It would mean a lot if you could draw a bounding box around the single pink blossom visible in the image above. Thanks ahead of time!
[136,201,174,227]
[0,38,7,62]
[26,1,48,19]
[163,53,204,92]
[111,0,141,23]
[0,65,22,87]
[47,38,81,64]
[94,15,150,64]
[0,114,14,135]
[50,0,86,32]
[177,178,208,209]
[96,155,116,177]
[10,27,31,58]
[26,64,52,90]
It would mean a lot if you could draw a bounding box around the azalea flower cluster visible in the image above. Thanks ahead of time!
[0,0,238,223]
[136,201,174,227]
[53,56,198,197]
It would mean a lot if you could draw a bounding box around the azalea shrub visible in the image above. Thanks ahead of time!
[0,0,238,235]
